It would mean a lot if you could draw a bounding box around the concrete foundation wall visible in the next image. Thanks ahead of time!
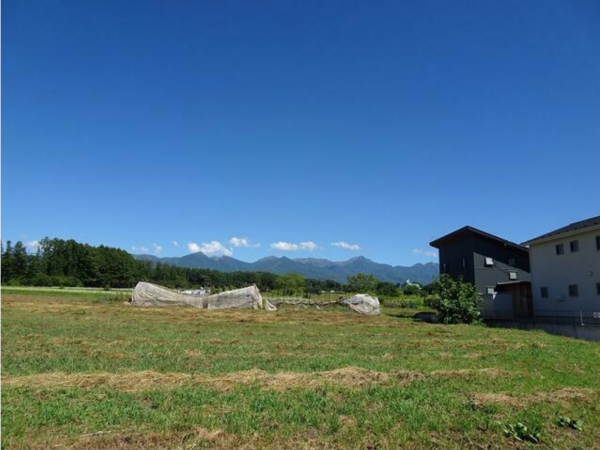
[486,320,600,342]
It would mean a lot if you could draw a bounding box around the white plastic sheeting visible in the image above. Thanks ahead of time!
[340,294,381,316]
[130,282,276,311]
[130,282,379,315]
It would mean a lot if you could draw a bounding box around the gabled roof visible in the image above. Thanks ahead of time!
[429,226,528,253]
[522,215,600,245]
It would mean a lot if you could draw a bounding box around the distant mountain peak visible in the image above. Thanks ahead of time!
[132,252,439,285]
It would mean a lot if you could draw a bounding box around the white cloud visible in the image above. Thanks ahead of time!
[172,240,180,247]
[331,241,361,251]
[131,245,151,253]
[229,237,260,248]
[270,241,318,252]
[412,248,438,258]
[152,243,162,255]
[26,240,41,251]
[188,241,233,257]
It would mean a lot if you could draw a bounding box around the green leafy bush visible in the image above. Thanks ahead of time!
[424,274,480,324]
[503,422,542,443]
[380,296,423,309]
[558,416,583,431]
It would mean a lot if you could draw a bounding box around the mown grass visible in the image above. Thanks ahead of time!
[2,292,599,450]
[1,286,132,302]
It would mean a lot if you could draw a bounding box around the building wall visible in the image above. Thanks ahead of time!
[436,233,531,319]
[529,227,600,316]
[471,235,531,314]
[472,235,530,289]
[438,235,475,284]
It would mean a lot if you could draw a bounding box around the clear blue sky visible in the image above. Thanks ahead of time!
[3,0,600,265]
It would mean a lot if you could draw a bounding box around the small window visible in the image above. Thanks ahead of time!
[462,257,467,269]
[486,287,495,295]
[556,243,564,255]
[596,236,600,250]
[484,257,494,267]
[508,258,516,266]
[541,287,549,298]
[570,240,579,253]
[568,284,579,297]
[442,263,448,273]
[597,283,600,296]
[509,271,518,280]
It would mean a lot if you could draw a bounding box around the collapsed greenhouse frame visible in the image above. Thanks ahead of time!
[129,282,380,315]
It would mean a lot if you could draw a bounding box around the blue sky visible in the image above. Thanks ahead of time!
[3,0,600,265]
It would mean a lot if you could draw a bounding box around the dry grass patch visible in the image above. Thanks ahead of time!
[471,387,598,409]
[2,367,425,393]
[431,368,513,379]
[54,427,238,450]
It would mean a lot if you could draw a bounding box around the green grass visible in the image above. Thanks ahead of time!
[2,292,599,449]
[1,286,131,302]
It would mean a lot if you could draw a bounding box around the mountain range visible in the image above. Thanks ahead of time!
[133,252,439,285]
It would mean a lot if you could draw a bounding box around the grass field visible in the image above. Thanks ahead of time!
[2,290,600,450]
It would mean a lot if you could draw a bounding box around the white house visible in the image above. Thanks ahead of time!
[523,215,600,322]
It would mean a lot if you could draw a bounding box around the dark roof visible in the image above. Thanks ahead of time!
[429,226,528,253]
[522,215,600,245]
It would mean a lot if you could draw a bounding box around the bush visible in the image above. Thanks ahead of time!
[380,296,423,309]
[29,274,54,287]
[502,422,542,444]
[402,283,422,296]
[424,274,480,324]
[376,282,400,297]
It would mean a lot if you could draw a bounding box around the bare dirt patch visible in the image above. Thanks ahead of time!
[2,367,424,393]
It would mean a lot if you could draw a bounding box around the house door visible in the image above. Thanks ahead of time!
[512,284,533,319]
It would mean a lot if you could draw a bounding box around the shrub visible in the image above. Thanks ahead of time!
[502,422,542,443]
[380,296,423,309]
[424,274,480,324]
[29,274,54,286]
[557,416,582,431]
[402,283,422,296]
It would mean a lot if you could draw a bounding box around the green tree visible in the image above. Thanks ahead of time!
[347,273,378,294]
[12,241,29,281]
[275,273,305,296]
[27,248,42,281]
[403,282,422,296]
[376,281,400,297]
[2,240,14,283]
[424,274,481,324]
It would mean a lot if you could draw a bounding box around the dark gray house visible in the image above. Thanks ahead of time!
[430,226,532,319]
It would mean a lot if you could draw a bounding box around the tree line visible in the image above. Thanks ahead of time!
[1,238,423,297]
[0,238,342,292]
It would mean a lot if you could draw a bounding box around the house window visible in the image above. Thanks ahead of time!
[509,271,518,280]
[484,257,494,267]
[596,236,600,250]
[556,243,564,255]
[486,287,495,295]
[597,283,600,296]
[541,287,549,298]
[568,284,579,297]
[570,240,579,253]
[508,258,516,266]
